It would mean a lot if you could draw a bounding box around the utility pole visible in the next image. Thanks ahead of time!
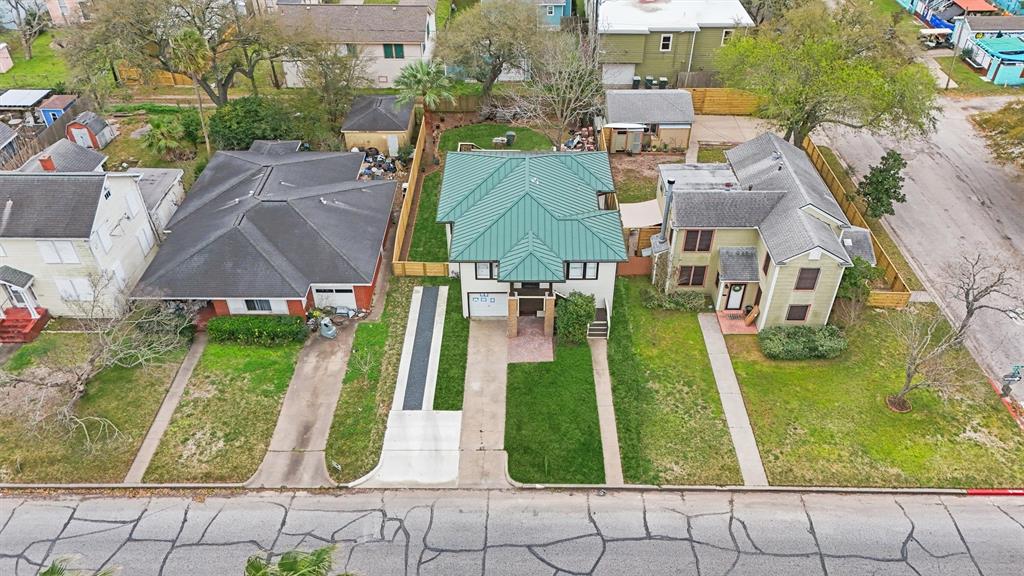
[944,16,964,91]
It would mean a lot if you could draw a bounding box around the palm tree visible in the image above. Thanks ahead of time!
[40,559,113,576]
[144,119,187,161]
[245,546,335,576]
[394,60,456,111]
[170,27,213,156]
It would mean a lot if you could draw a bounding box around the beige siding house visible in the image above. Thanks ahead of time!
[595,0,753,88]
[650,133,875,330]
[0,173,161,319]
[275,2,436,88]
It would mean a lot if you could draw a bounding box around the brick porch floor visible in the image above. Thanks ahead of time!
[0,307,50,343]
[508,317,554,363]
[716,310,758,335]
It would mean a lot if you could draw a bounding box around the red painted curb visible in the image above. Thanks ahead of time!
[967,489,1024,496]
[988,378,1024,431]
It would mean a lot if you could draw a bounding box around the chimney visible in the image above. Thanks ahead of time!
[38,155,56,172]
[650,178,675,255]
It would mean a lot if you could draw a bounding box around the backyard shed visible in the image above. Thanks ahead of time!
[602,89,694,153]
[65,111,116,150]
[341,95,415,156]
[37,94,78,127]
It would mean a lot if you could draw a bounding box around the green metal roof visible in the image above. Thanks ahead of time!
[437,151,627,282]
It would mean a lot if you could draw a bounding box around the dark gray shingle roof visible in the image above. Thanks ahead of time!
[0,173,105,238]
[840,226,876,266]
[966,16,1024,31]
[276,3,432,44]
[342,96,414,132]
[133,149,395,300]
[605,90,695,125]
[249,140,302,155]
[71,111,109,134]
[718,247,760,282]
[126,168,184,211]
[18,139,106,173]
[0,266,34,289]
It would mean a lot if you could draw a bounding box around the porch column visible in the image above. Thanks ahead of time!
[507,297,519,337]
[543,296,555,337]
[18,287,39,319]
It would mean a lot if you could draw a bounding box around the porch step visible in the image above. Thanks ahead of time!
[587,323,608,339]
[0,309,50,343]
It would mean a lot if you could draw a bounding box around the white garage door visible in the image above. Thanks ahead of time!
[468,292,507,317]
[313,287,357,310]
[602,64,636,86]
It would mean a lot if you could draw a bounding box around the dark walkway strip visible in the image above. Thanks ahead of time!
[403,286,439,410]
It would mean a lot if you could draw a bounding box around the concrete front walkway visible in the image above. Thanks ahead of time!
[697,314,769,487]
[458,320,511,488]
[247,327,355,488]
[588,339,624,486]
[124,332,208,483]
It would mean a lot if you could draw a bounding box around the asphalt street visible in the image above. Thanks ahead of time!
[821,96,1024,401]
[2,489,1023,575]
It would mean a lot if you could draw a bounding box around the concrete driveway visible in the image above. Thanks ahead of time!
[820,96,1024,399]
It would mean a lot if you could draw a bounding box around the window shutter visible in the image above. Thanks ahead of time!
[72,277,94,301]
[55,241,80,264]
[55,278,77,299]
[126,190,142,217]
[395,44,404,58]
[383,44,393,58]
[98,222,113,253]
[37,241,60,264]
[111,261,126,288]
[136,225,155,255]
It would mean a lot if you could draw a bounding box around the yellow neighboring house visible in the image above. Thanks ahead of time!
[341,95,415,156]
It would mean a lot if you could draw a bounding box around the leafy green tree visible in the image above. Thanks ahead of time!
[245,546,334,576]
[394,60,456,110]
[857,150,908,218]
[286,47,370,149]
[716,0,937,145]
[837,257,883,303]
[208,96,296,150]
[434,0,538,98]
[178,108,205,150]
[144,118,191,161]
[169,27,213,155]
[2,0,49,60]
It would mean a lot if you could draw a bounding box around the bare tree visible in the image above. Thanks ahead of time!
[0,273,196,448]
[887,255,1024,411]
[1,0,50,60]
[497,29,604,147]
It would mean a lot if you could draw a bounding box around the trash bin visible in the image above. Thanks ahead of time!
[505,130,517,147]
[644,76,654,89]
[658,77,669,89]
[319,317,337,339]
[632,75,641,89]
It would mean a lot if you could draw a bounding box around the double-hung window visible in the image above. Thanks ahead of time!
[383,44,405,59]
[682,230,714,252]
[721,29,734,46]
[786,305,810,322]
[475,262,498,280]
[567,262,599,280]
[678,265,707,286]
[546,5,555,15]
[660,34,672,52]
[795,268,820,290]
[245,299,273,312]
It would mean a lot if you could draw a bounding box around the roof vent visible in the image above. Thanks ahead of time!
[843,238,853,246]
[724,182,733,189]
[320,197,327,205]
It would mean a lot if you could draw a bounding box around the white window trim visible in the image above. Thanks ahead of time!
[660,34,673,52]
[721,29,734,46]
[37,240,80,264]
[546,5,555,15]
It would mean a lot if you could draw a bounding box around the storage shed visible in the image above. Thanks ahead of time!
[37,94,78,126]
[602,89,694,153]
[65,111,116,150]
[341,95,415,156]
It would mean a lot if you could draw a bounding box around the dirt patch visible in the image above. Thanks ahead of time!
[610,152,686,182]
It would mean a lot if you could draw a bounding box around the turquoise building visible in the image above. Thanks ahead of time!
[975,36,1024,86]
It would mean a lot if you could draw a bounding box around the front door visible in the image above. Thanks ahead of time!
[71,127,92,148]
[725,284,746,310]
[6,285,27,307]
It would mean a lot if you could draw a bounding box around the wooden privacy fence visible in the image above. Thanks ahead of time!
[801,137,912,309]
[117,65,192,88]
[689,88,759,116]
[391,114,451,277]
[0,100,89,170]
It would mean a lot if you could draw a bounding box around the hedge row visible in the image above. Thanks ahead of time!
[758,325,847,360]
[641,288,710,312]
[206,315,308,346]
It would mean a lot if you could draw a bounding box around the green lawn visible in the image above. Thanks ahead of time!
[326,279,413,482]
[407,171,448,262]
[696,146,730,163]
[934,57,1022,96]
[973,100,1024,169]
[609,278,742,485]
[103,104,211,190]
[506,343,605,484]
[0,31,68,88]
[143,341,302,483]
[729,309,1024,488]
[817,146,924,291]
[614,170,657,203]
[0,334,184,483]
[424,278,469,411]
[870,0,925,45]
[437,124,552,158]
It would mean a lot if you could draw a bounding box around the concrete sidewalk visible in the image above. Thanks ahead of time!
[124,333,208,483]
[697,314,769,487]
[247,327,355,488]
[458,320,511,488]
[588,339,624,486]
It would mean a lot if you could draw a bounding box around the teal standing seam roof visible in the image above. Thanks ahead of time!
[437,151,626,282]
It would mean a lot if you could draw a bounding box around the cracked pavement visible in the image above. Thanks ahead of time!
[1,490,1023,575]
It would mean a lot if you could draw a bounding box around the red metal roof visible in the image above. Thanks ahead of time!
[953,0,998,12]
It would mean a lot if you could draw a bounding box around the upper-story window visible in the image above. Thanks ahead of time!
[475,262,498,280]
[795,267,820,290]
[37,240,80,264]
[567,262,599,280]
[546,5,555,16]
[682,229,713,252]
[383,44,405,59]
[721,29,734,46]
[660,34,673,52]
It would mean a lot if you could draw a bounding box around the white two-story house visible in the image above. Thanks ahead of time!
[275,1,436,88]
[437,151,627,338]
[0,173,161,337]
